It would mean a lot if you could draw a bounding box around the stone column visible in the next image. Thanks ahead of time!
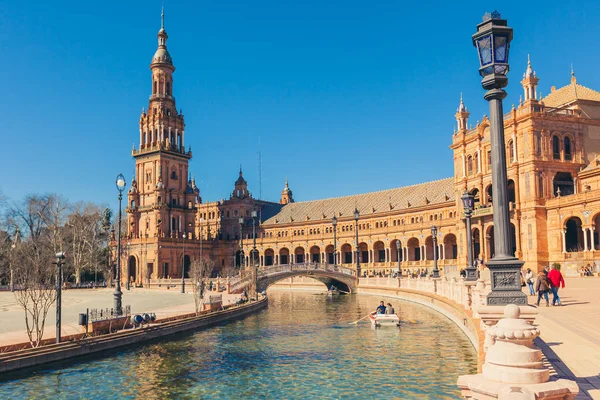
[591,225,596,251]
[583,227,589,252]
[561,229,567,253]
[458,305,578,399]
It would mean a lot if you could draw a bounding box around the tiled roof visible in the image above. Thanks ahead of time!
[542,78,600,108]
[261,177,455,226]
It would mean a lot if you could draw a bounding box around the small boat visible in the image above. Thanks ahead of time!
[369,312,400,327]
[327,289,341,296]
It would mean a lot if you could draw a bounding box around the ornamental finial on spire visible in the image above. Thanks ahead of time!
[524,54,535,78]
[571,63,576,84]
[457,93,467,112]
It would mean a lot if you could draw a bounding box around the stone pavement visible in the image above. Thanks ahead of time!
[529,277,600,399]
[0,288,241,346]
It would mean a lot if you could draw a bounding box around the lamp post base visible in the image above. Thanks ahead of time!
[465,267,478,281]
[485,258,527,306]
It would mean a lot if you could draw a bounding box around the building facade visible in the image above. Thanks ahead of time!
[118,19,600,286]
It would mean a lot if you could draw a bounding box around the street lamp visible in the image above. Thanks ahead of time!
[126,240,131,291]
[54,252,66,343]
[431,226,440,278]
[114,173,126,315]
[395,239,401,277]
[199,218,204,262]
[354,208,361,277]
[473,11,526,305]
[10,228,20,292]
[251,210,258,298]
[181,233,186,293]
[239,217,245,268]
[461,192,477,281]
[332,216,338,266]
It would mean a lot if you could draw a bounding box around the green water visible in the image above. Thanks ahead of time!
[0,291,477,399]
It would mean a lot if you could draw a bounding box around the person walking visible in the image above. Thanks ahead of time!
[547,265,565,306]
[525,268,535,296]
[534,270,550,307]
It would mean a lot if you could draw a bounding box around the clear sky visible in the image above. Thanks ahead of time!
[1,0,600,209]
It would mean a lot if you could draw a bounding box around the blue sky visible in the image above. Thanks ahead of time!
[1,0,600,208]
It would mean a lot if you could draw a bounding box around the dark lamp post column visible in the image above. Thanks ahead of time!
[395,239,401,277]
[239,217,245,269]
[55,252,65,344]
[251,210,258,298]
[354,209,360,278]
[472,11,526,305]
[431,226,440,278]
[181,233,186,293]
[332,216,338,266]
[114,173,126,315]
[462,192,477,281]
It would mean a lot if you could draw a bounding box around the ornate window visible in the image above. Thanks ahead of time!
[467,156,473,176]
[535,132,542,156]
[508,140,515,163]
[552,135,560,160]
[564,137,572,161]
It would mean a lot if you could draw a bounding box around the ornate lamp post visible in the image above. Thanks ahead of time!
[199,217,204,261]
[114,174,126,315]
[332,216,338,266]
[431,226,440,278]
[251,210,258,297]
[473,11,525,305]
[10,228,20,292]
[395,239,401,277]
[461,192,477,281]
[354,208,361,277]
[54,252,66,343]
[181,233,187,293]
[126,240,131,291]
[239,217,245,269]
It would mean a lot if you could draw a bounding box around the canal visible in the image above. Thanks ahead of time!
[0,290,477,399]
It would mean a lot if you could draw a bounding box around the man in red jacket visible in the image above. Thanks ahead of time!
[547,265,565,306]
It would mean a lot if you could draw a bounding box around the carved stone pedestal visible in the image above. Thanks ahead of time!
[458,305,578,399]
[486,258,527,306]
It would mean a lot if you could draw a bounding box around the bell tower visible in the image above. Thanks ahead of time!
[280,178,294,204]
[128,8,199,246]
[455,93,470,132]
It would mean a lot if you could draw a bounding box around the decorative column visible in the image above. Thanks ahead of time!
[583,227,589,252]
[561,229,567,253]
[591,225,596,251]
[458,305,578,399]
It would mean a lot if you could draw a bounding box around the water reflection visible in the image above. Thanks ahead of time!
[0,291,476,399]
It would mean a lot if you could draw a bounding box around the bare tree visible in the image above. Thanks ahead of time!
[190,258,215,315]
[5,194,68,347]
[12,240,56,347]
[64,202,103,285]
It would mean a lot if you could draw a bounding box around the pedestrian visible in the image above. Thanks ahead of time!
[525,268,535,296]
[534,270,550,307]
[547,265,565,306]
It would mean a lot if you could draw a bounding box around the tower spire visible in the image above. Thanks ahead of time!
[521,55,539,102]
[455,93,469,132]
[161,3,165,30]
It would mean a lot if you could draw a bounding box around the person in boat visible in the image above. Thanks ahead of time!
[375,301,386,314]
[385,303,395,315]
[329,285,336,291]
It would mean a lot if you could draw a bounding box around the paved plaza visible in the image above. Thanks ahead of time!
[0,288,240,346]
[530,277,600,399]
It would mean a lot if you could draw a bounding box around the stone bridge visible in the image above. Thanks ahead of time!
[229,263,357,294]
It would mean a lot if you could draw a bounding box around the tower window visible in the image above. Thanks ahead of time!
[171,171,177,180]
[552,135,560,160]
[166,82,171,96]
[564,137,572,160]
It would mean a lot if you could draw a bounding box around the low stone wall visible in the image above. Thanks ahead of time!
[0,297,268,374]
